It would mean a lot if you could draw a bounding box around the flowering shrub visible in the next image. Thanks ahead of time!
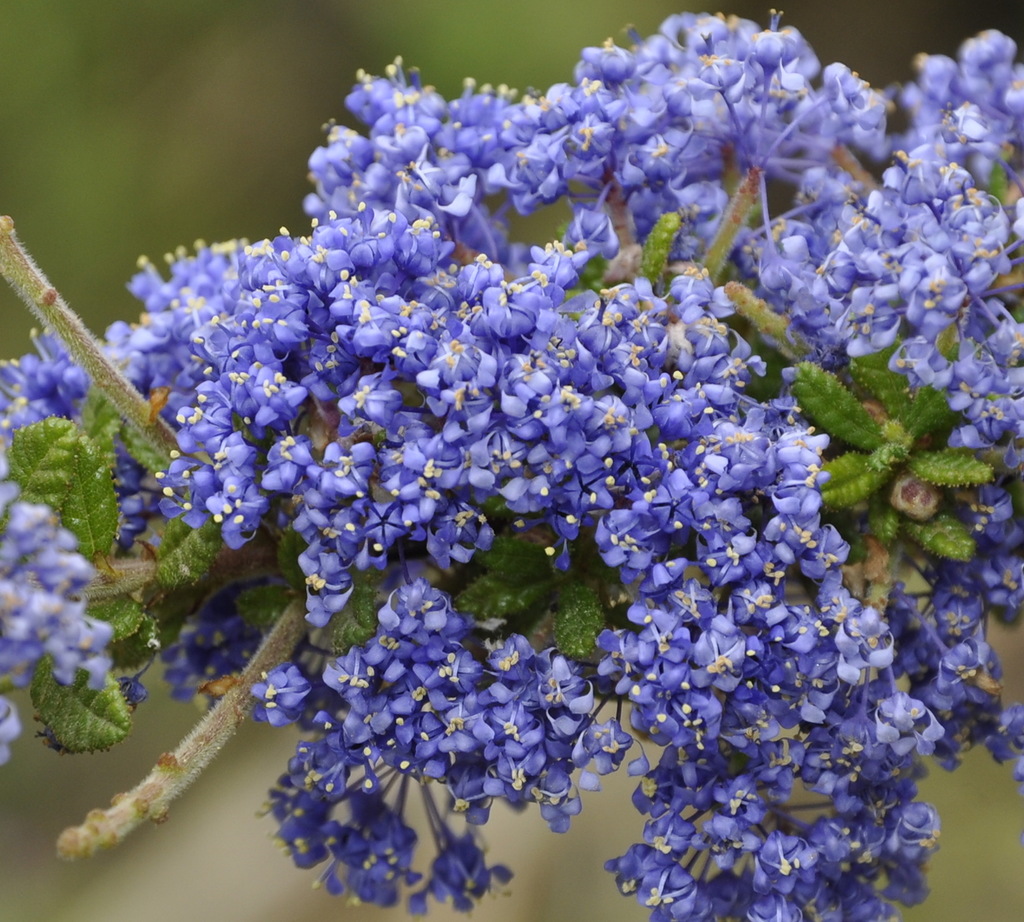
[3,10,1024,921]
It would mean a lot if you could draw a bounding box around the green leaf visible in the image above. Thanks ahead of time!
[8,417,119,560]
[554,581,605,659]
[119,419,172,475]
[792,363,885,450]
[570,254,609,296]
[80,390,121,466]
[478,536,553,582]
[88,597,146,641]
[869,439,911,472]
[456,572,554,623]
[156,517,223,589]
[30,659,132,753]
[902,512,976,561]
[907,448,994,487]
[81,388,172,475]
[640,211,682,283]
[480,494,514,523]
[868,495,901,545]
[904,386,959,440]
[236,584,292,629]
[93,598,158,669]
[455,533,559,629]
[989,160,1009,203]
[277,527,308,592]
[820,452,891,508]
[848,347,913,421]
[109,609,160,669]
[333,572,383,652]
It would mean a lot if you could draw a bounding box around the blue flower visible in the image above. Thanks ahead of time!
[253,663,312,726]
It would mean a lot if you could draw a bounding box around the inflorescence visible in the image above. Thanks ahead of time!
[4,10,1024,922]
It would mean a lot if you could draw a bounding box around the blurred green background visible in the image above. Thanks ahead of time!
[2,1,1024,920]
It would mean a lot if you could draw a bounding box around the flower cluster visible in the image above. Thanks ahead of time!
[4,10,1024,922]
[264,578,631,909]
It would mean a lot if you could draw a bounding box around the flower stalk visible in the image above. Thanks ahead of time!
[704,166,762,282]
[56,598,309,859]
[0,216,178,459]
[723,280,806,359]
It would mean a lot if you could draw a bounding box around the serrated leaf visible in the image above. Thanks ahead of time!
[820,452,891,508]
[868,495,901,545]
[80,390,121,466]
[30,658,132,753]
[554,581,605,659]
[9,418,75,505]
[88,597,146,641]
[236,584,292,628]
[9,417,119,560]
[120,420,172,475]
[848,347,913,421]
[456,572,554,622]
[156,517,223,589]
[792,363,885,450]
[869,439,911,472]
[907,448,994,487]
[109,613,160,668]
[904,386,959,440]
[641,211,682,283]
[479,536,553,581]
[902,512,976,561]
[333,572,383,652]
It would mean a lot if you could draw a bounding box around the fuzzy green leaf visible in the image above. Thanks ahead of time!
[907,448,994,487]
[792,363,885,450]
[554,582,605,659]
[869,439,911,472]
[848,347,912,421]
[820,452,891,508]
[640,211,682,283]
[88,597,147,642]
[479,536,553,582]
[156,517,223,589]
[8,417,119,560]
[80,390,121,467]
[333,572,383,652]
[902,512,976,561]
[119,419,172,475]
[868,496,901,545]
[236,584,292,629]
[109,612,160,669]
[30,659,132,753]
[457,572,554,623]
[904,386,959,440]
[81,388,172,475]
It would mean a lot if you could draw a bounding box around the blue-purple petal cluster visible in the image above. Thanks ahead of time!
[128,13,1024,919]
[6,10,1024,922]
[265,580,616,909]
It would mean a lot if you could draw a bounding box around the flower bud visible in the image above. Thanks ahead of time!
[889,471,941,521]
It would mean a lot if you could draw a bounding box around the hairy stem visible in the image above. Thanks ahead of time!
[83,557,160,602]
[0,215,179,459]
[723,280,807,359]
[704,166,762,283]
[56,598,309,859]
